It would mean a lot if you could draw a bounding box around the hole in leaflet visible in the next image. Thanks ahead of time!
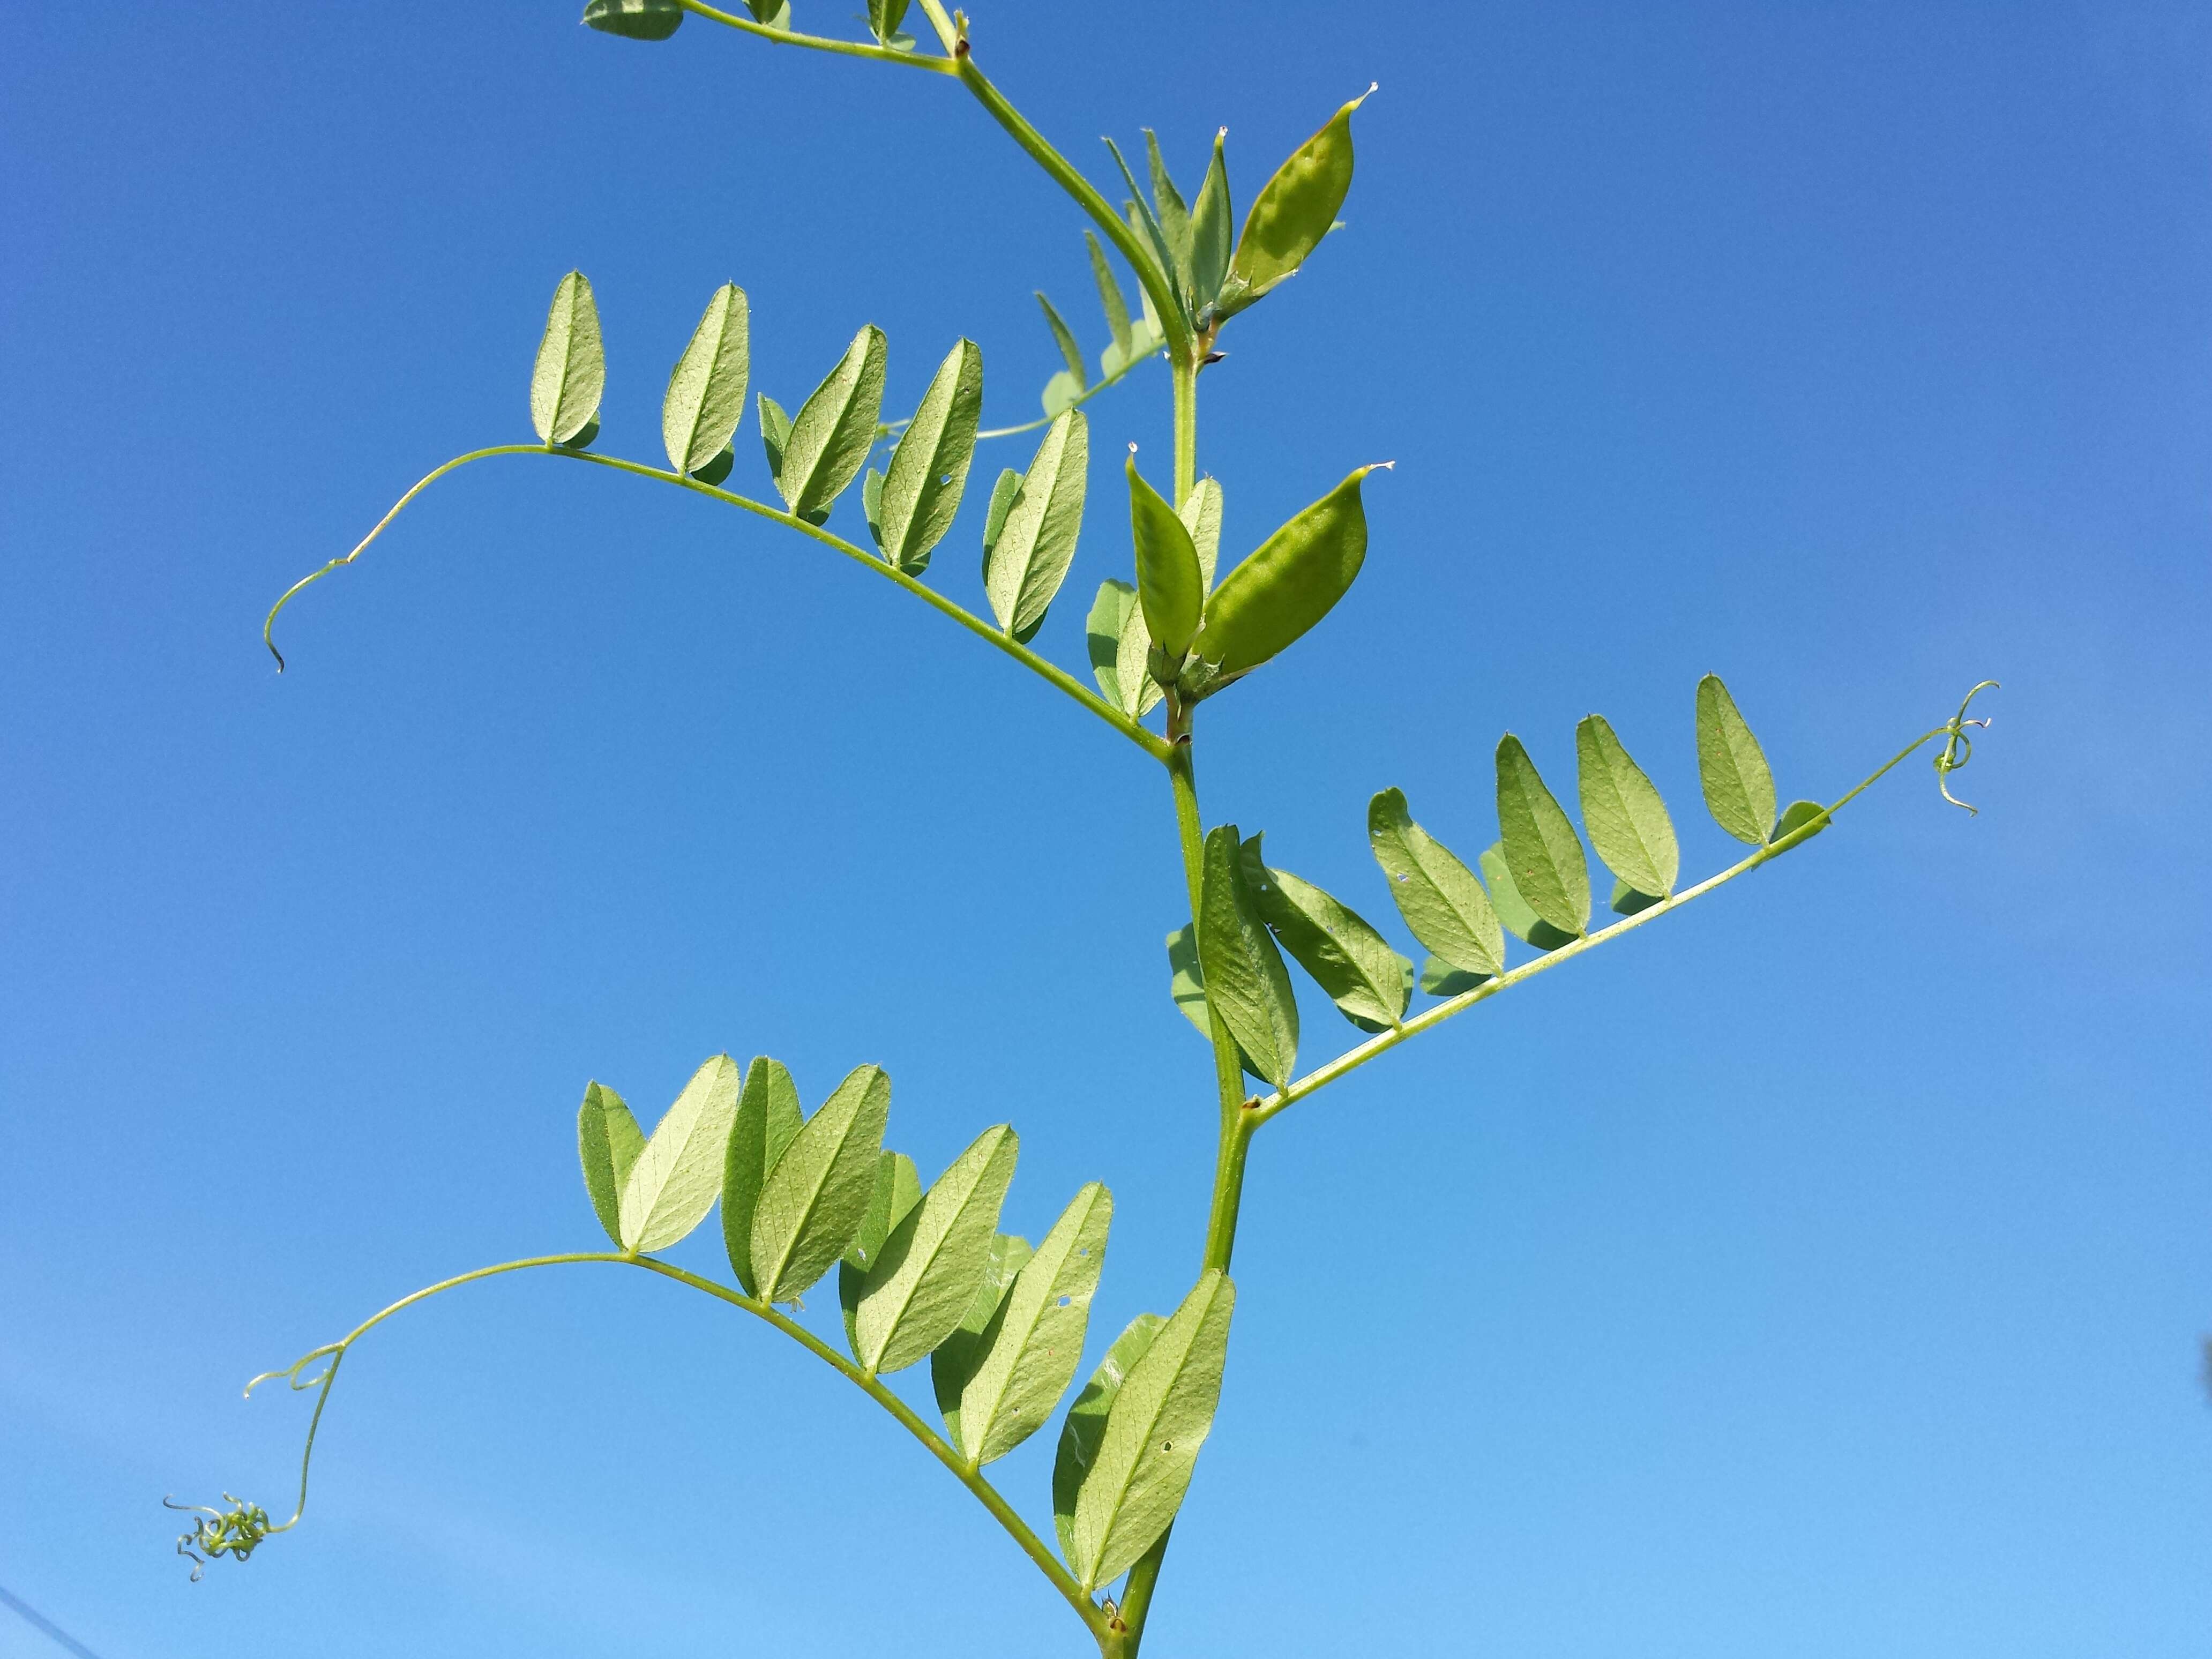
[1058,1295,1072,1307]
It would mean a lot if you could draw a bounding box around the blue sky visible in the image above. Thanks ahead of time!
[2,3,2207,1655]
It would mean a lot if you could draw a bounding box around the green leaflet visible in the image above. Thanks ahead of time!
[1481,841,1579,953]
[779,325,887,524]
[1144,130,1194,292]
[1086,231,1133,362]
[854,1125,1020,1376]
[1066,1269,1235,1594]
[1611,877,1665,917]
[862,466,885,547]
[1128,454,1203,663]
[1087,579,1141,714]
[1179,476,1223,593]
[983,412,1088,643]
[865,0,908,47]
[1197,825,1297,1089]
[1052,1312,1164,1567]
[577,1081,646,1248]
[1496,735,1590,937]
[839,1149,922,1355]
[723,1058,805,1297]
[581,0,683,41]
[745,0,789,23]
[617,1055,743,1254]
[1037,292,1087,390]
[930,1231,1033,1455]
[981,467,1022,562]
[1773,798,1832,846]
[1421,958,1490,997]
[693,446,734,487]
[1187,129,1233,315]
[879,338,983,574]
[1242,834,1411,1032]
[757,393,792,485]
[1186,465,1379,688]
[1575,715,1679,899]
[1367,788,1505,979]
[947,1183,1111,1465]
[1104,139,1183,315]
[1085,579,1163,719]
[1221,86,1370,316]
[660,282,750,476]
[529,271,606,446]
[1164,923,1265,1079]
[1696,674,1776,846]
[750,1064,892,1305]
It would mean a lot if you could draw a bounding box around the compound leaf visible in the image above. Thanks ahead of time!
[1187,465,1379,687]
[530,271,606,446]
[722,1056,805,1297]
[1066,1269,1235,1594]
[1575,715,1678,898]
[750,1064,891,1304]
[1697,674,1777,845]
[879,337,983,574]
[578,1081,646,1248]
[952,1183,1111,1465]
[983,411,1088,641]
[1197,824,1297,1088]
[854,1125,1019,1375]
[661,282,750,475]
[1367,788,1505,978]
[1495,735,1590,937]
[618,1054,743,1254]
[780,325,887,522]
[1242,834,1410,1031]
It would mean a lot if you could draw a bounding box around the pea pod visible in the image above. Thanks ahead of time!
[1185,464,1384,691]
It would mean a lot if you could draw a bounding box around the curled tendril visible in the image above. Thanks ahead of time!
[173,1341,347,1579]
[1933,680,2000,813]
[165,1494,275,1580]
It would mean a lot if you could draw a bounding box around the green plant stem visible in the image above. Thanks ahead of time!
[678,1,957,71]
[264,444,1169,764]
[265,1251,1108,1642]
[1247,719,1974,1127]
[1170,356,1199,505]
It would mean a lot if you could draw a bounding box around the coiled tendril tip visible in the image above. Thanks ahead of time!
[1934,679,2000,814]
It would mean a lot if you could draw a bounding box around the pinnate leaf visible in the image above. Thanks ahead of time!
[618,1055,743,1254]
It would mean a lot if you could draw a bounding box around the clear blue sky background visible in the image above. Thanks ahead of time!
[3,3,2206,1655]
